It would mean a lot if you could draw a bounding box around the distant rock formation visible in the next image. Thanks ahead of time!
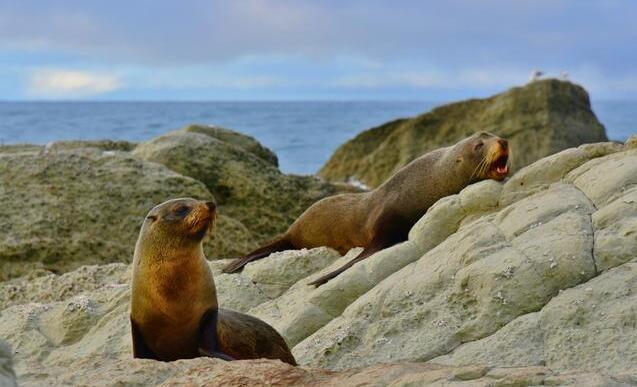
[319,79,609,188]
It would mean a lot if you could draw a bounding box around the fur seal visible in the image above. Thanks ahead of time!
[223,132,510,286]
[130,198,296,364]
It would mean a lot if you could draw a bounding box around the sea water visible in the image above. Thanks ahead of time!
[0,100,633,174]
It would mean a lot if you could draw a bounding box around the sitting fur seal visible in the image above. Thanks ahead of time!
[130,198,296,364]
[222,132,510,286]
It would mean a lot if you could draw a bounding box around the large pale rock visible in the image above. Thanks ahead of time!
[133,127,357,257]
[433,262,637,375]
[0,263,130,311]
[243,247,341,298]
[293,182,602,370]
[250,179,506,348]
[0,274,629,387]
[320,79,608,188]
[500,142,623,206]
[566,148,637,207]
[2,136,636,385]
[0,259,273,314]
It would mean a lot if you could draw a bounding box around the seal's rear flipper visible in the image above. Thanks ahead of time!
[131,318,158,360]
[199,309,235,361]
[222,237,294,273]
[307,246,379,287]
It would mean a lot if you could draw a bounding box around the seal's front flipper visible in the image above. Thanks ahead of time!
[131,317,157,360]
[198,309,235,361]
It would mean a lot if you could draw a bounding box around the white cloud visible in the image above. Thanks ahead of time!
[27,69,121,98]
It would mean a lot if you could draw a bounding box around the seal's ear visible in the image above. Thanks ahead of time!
[146,215,158,222]
[456,155,463,163]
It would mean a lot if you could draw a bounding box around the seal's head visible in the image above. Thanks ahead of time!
[136,198,217,255]
[457,131,510,182]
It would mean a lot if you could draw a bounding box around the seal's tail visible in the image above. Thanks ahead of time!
[222,236,294,273]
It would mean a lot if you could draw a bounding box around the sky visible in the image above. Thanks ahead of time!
[0,0,636,101]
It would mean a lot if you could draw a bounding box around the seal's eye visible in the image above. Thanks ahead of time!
[173,205,190,217]
[474,141,484,152]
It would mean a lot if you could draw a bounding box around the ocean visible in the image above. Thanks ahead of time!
[0,100,634,175]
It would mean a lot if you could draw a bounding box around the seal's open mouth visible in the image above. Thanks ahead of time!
[490,154,509,176]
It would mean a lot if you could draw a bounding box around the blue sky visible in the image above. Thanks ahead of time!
[0,0,636,101]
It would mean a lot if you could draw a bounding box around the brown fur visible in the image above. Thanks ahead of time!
[223,132,510,285]
[130,198,296,364]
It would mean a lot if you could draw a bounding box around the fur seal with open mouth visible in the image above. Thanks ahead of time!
[223,132,510,286]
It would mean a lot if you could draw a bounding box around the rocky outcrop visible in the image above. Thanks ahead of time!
[46,139,138,152]
[0,126,357,280]
[319,79,609,188]
[183,124,279,166]
[133,125,357,253]
[1,138,635,386]
[292,141,635,372]
[0,146,253,280]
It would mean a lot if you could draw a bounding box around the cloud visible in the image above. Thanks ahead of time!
[27,69,121,98]
[1,1,636,99]
[1,0,635,69]
[334,67,530,89]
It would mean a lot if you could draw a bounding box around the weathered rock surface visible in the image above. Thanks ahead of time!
[320,79,609,187]
[46,139,138,152]
[293,140,635,373]
[0,127,357,280]
[1,136,636,386]
[0,270,631,387]
[133,125,357,255]
[183,124,279,166]
[0,147,222,280]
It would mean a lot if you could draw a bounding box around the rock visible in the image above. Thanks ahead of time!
[433,262,637,375]
[293,145,635,374]
[2,136,636,385]
[6,354,628,387]
[0,263,130,311]
[0,144,43,154]
[0,147,236,280]
[500,142,623,206]
[133,126,357,256]
[46,139,137,152]
[320,79,608,188]
[242,247,342,298]
[0,341,17,387]
[183,124,279,166]
[0,289,628,387]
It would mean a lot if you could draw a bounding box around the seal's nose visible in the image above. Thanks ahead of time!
[205,201,216,213]
[498,139,508,149]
